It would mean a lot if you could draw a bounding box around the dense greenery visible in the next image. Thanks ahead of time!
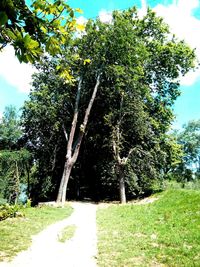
[175,120,200,181]
[0,106,32,204]
[0,7,197,203]
[0,0,82,65]
[0,203,22,221]
[97,190,200,266]
[21,8,195,203]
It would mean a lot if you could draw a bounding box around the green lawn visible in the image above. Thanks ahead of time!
[0,205,73,262]
[97,190,200,267]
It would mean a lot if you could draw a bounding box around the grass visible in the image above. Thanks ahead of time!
[97,189,200,267]
[0,205,73,262]
[58,224,76,243]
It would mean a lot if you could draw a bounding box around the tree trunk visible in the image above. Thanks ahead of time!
[14,161,20,205]
[112,125,127,204]
[118,165,126,204]
[56,74,101,204]
[25,164,30,198]
[57,159,73,204]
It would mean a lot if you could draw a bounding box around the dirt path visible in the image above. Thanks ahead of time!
[0,202,97,267]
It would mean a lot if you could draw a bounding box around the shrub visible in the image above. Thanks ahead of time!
[0,204,24,221]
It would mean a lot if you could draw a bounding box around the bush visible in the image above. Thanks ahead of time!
[0,198,7,205]
[0,204,24,221]
[163,179,200,191]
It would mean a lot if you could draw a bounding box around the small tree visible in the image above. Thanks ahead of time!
[0,106,31,203]
[0,149,31,203]
[174,120,200,181]
[0,106,22,150]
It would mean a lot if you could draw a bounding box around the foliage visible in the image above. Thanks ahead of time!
[177,120,200,173]
[0,105,22,150]
[0,106,32,203]
[0,203,23,221]
[0,149,32,203]
[163,179,200,191]
[22,7,196,201]
[0,205,73,261]
[82,8,195,200]
[166,120,200,183]
[21,60,74,202]
[0,0,83,65]
[97,189,200,266]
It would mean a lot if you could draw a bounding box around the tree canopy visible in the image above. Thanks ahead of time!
[20,7,196,203]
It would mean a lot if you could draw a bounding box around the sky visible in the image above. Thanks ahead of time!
[0,0,200,129]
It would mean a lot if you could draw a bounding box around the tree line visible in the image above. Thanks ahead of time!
[0,4,197,204]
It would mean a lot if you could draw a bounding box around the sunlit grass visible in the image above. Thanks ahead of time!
[97,190,200,266]
[0,205,73,262]
[58,224,76,243]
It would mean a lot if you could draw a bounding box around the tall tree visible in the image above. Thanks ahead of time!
[22,7,196,204]
[90,8,195,203]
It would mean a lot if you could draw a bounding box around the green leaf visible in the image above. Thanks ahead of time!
[0,12,8,26]
[41,26,47,34]
[5,29,16,40]
[75,8,83,14]
[69,10,74,18]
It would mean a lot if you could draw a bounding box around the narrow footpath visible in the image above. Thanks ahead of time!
[0,202,97,267]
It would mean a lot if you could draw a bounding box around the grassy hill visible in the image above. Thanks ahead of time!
[97,190,200,266]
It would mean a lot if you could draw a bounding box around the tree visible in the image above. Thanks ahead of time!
[90,8,195,203]
[0,0,83,66]
[159,134,183,177]
[175,120,200,180]
[0,149,31,203]
[0,105,22,149]
[21,60,71,202]
[22,7,196,204]
[0,106,31,203]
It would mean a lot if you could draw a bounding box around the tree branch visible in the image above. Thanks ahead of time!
[62,124,68,141]
[72,73,101,162]
[66,77,82,158]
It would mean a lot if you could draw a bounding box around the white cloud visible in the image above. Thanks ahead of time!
[138,0,148,18]
[0,46,35,93]
[153,0,200,85]
[76,15,88,25]
[75,16,88,38]
[181,68,200,86]
[99,10,113,24]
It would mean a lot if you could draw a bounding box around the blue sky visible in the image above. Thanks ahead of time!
[0,0,200,129]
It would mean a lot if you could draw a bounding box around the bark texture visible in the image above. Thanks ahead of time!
[113,124,134,204]
[57,74,101,204]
